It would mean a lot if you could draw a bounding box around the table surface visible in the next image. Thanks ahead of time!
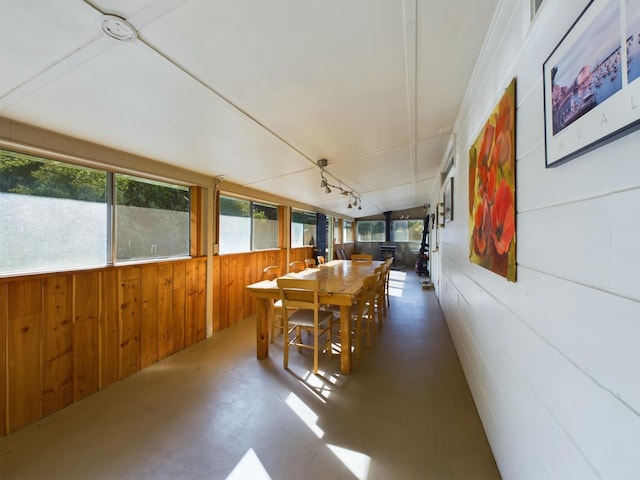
[246,259,383,297]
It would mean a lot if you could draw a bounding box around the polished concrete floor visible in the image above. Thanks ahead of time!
[1,270,501,480]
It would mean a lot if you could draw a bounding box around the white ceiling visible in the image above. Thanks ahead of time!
[0,0,498,218]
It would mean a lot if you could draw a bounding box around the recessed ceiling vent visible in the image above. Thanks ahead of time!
[100,15,137,42]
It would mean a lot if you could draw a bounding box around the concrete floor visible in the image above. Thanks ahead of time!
[0,270,501,480]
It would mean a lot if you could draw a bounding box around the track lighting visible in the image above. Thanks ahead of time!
[316,159,363,211]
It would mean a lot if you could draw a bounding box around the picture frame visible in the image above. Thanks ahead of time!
[444,177,453,223]
[436,202,445,228]
[543,0,640,167]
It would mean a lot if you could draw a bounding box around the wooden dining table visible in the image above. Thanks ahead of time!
[246,259,383,374]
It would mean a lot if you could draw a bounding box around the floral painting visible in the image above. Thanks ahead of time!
[468,78,516,281]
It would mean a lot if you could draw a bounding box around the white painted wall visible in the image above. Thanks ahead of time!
[431,0,640,478]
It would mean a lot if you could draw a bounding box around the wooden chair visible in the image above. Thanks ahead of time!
[351,253,373,263]
[383,257,393,307]
[263,266,284,342]
[304,258,317,268]
[351,272,379,358]
[336,249,346,260]
[277,278,334,374]
[374,263,389,329]
[289,260,306,273]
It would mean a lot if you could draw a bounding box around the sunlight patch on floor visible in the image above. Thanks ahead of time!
[300,369,336,400]
[389,270,407,298]
[327,444,371,479]
[285,392,324,438]
[226,448,271,480]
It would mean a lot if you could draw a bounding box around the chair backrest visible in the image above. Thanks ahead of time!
[277,278,321,311]
[351,253,373,263]
[360,272,379,306]
[289,260,306,273]
[317,255,325,265]
[304,258,317,268]
[375,265,387,289]
[263,265,282,281]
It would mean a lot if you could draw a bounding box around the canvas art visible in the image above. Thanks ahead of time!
[468,79,517,282]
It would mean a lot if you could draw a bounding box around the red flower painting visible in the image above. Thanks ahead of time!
[468,79,517,281]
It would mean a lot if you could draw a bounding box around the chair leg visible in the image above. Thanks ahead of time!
[283,323,289,369]
[355,316,362,359]
[296,326,303,352]
[365,314,372,349]
[269,302,275,343]
[313,325,319,374]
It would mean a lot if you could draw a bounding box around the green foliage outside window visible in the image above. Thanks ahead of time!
[0,150,105,202]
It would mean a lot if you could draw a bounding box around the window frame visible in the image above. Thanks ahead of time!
[391,219,424,243]
[0,147,193,276]
[343,220,353,243]
[291,209,317,248]
[218,194,279,254]
[356,220,386,243]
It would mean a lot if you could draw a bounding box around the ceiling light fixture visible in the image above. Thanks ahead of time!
[100,14,137,42]
[316,159,363,212]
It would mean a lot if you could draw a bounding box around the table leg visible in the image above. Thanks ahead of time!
[339,304,352,374]
[256,298,269,359]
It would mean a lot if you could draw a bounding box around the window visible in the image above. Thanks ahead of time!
[343,220,353,243]
[0,148,191,275]
[356,220,385,242]
[391,219,423,242]
[218,195,278,254]
[115,174,190,261]
[291,210,316,247]
[252,202,279,250]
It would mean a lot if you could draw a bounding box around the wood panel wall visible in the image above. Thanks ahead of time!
[210,247,314,332]
[212,249,284,332]
[1,247,317,436]
[0,257,206,435]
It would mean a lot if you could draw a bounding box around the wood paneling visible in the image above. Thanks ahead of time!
[0,251,308,435]
[185,260,200,347]
[210,249,295,332]
[100,269,119,388]
[196,258,206,341]
[157,263,173,361]
[73,272,99,402]
[119,267,141,379]
[0,257,206,436]
[7,279,43,433]
[140,265,158,369]
[172,263,186,355]
[42,275,73,415]
[0,284,6,436]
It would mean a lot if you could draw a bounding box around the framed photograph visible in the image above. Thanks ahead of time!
[543,0,640,167]
[468,79,517,282]
[444,177,453,223]
[436,202,445,228]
